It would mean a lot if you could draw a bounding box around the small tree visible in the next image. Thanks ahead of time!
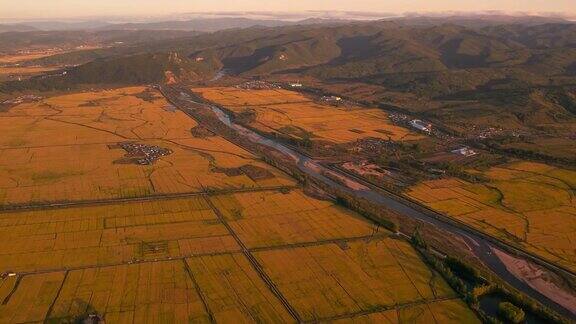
[411,227,427,249]
[498,302,525,323]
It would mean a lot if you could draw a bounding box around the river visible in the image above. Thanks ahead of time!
[171,87,576,320]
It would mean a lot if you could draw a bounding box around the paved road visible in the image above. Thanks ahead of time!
[162,86,576,319]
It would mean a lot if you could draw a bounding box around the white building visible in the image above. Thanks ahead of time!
[451,147,478,157]
[409,119,432,133]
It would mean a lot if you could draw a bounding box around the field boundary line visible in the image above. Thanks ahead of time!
[13,235,394,278]
[305,296,459,323]
[203,195,303,323]
[182,259,216,323]
[43,270,69,323]
[17,252,241,277]
[249,233,391,253]
[0,185,298,213]
[1,275,23,305]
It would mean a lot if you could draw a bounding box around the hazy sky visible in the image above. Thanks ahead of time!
[1,0,575,20]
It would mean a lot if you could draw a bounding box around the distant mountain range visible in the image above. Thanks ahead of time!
[97,18,295,32]
[2,15,575,133]
[0,23,38,33]
[2,13,571,33]
[0,17,350,33]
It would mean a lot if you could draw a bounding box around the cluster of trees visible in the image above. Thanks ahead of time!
[234,108,257,124]
[477,139,576,167]
[432,162,488,183]
[498,302,526,323]
[411,231,567,324]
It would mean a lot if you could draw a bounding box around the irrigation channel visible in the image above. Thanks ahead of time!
[161,85,576,320]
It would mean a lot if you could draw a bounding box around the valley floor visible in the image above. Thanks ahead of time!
[0,86,477,323]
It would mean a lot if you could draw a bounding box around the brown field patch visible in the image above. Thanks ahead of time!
[0,66,59,78]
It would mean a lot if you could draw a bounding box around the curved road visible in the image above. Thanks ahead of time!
[165,86,576,320]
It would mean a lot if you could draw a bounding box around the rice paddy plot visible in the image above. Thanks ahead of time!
[0,86,294,205]
[209,189,380,248]
[193,87,422,144]
[45,260,212,323]
[0,197,242,273]
[0,271,66,323]
[332,299,480,324]
[185,254,294,323]
[406,161,576,272]
[254,237,456,321]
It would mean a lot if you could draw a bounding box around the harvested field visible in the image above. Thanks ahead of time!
[407,161,576,271]
[0,87,294,205]
[194,87,423,144]
[0,51,65,64]
[0,66,60,79]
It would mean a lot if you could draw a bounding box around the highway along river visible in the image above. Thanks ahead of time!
[168,87,576,319]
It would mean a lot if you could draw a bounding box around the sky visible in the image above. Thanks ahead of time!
[1,0,575,21]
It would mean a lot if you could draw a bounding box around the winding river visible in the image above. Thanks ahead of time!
[170,87,576,320]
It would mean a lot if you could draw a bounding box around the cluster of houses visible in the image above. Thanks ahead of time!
[120,142,172,165]
[2,94,43,105]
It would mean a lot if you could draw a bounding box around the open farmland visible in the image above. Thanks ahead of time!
[209,190,377,248]
[406,161,576,272]
[254,237,458,321]
[0,66,61,81]
[0,187,477,322]
[0,85,479,323]
[194,87,423,144]
[0,87,294,206]
[0,50,70,64]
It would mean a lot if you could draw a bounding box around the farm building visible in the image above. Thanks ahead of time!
[409,119,432,133]
[451,147,478,157]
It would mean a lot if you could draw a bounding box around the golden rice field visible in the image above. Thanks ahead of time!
[209,190,378,248]
[0,196,241,273]
[332,299,479,323]
[0,187,476,322]
[185,254,293,323]
[45,261,211,323]
[0,66,59,78]
[0,87,294,205]
[254,237,457,321]
[194,87,423,144]
[406,161,576,271]
[0,85,477,322]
